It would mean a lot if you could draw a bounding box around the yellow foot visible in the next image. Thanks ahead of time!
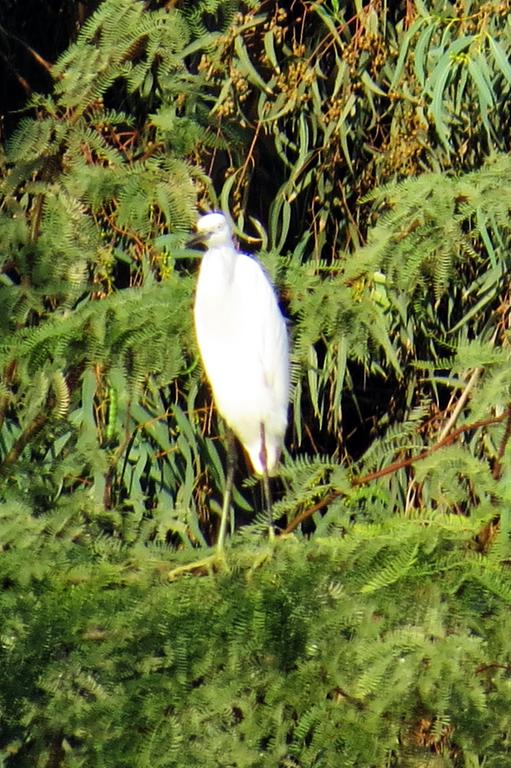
[167,552,228,580]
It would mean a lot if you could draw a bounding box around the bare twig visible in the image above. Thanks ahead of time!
[1,406,51,468]
[0,23,53,74]
[284,409,511,534]
[492,408,511,481]
[437,367,481,443]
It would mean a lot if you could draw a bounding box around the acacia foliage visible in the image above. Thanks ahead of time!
[2,508,511,766]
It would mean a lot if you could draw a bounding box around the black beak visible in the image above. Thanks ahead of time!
[186,231,206,249]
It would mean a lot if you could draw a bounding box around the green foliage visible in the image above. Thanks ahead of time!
[193,0,511,456]
[204,0,511,247]
[2,0,511,539]
[2,510,511,766]
[0,0,246,536]
[2,0,511,763]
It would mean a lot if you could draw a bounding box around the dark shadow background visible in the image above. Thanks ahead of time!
[0,1,98,140]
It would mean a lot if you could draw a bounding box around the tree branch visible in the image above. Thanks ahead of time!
[284,409,511,534]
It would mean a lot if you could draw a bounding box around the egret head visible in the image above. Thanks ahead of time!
[196,212,233,249]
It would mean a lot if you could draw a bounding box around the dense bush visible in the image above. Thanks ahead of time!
[2,508,511,766]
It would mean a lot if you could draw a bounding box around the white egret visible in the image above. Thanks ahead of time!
[193,212,289,550]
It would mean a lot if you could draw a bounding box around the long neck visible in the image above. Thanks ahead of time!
[198,245,236,300]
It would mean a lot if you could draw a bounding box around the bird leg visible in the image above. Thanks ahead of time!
[259,423,274,541]
[217,427,235,552]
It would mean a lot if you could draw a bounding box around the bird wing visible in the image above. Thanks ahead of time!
[232,254,289,407]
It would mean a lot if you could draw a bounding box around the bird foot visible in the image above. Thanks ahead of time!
[167,552,228,580]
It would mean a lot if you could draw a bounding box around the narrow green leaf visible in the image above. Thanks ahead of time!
[488,34,511,86]
[389,16,427,91]
[360,69,387,97]
[235,36,272,94]
[430,57,453,152]
[467,57,494,111]
[263,30,279,71]
[414,22,437,87]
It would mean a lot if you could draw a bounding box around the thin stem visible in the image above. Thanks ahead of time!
[492,406,511,480]
[437,367,481,443]
[259,423,274,540]
[284,409,511,534]
[217,428,235,552]
[1,400,53,468]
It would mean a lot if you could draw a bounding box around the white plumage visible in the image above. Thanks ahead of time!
[193,212,289,475]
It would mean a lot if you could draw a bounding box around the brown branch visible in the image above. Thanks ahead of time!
[0,23,53,74]
[1,406,51,468]
[284,409,511,534]
[492,408,511,480]
[476,662,511,675]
